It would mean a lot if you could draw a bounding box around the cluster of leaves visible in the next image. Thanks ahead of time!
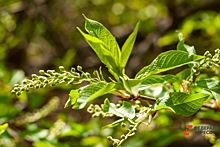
[11,16,220,146]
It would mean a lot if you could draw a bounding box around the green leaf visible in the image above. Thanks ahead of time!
[73,82,116,109]
[103,98,111,113]
[163,92,210,116]
[171,69,191,92]
[195,79,220,100]
[135,50,204,80]
[77,28,120,80]
[176,68,191,80]
[177,40,196,56]
[103,99,135,119]
[83,15,121,65]
[64,90,79,108]
[121,22,140,68]
[77,29,116,68]
[140,74,179,90]
[121,78,141,96]
[103,99,124,117]
[118,101,136,119]
[0,123,8,135]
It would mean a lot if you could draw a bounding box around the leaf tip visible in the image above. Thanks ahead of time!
[136,21,140,27]
[82,14,87,19]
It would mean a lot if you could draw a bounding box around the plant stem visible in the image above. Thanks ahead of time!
[117,121,142,147]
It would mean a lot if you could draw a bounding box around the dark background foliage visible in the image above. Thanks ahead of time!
[0,0,220,146]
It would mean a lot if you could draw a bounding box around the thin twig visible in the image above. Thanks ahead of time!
[139,95,157,104]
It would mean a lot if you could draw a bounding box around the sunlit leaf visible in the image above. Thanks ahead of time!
[103,99,135,119]
[121,78,141,96]
[177,39,196,56]
[140,74,179,90]
[65,90,79,108]
[73,82,116,109]
[121,22,140,68]
[176,68,191,80]
[0,123,8,135]
[84,15,121,64]
[196,79,220,100]
[135,50,204,80]
[162,92,210,116]
[118,101,136,119]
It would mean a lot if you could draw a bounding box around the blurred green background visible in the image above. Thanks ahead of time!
[0,0,220,146]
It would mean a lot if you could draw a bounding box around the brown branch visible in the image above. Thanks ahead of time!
[139,95,157,104]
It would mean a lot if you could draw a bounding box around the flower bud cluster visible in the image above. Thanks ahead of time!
[134,100,141,111]
[203,49,220,68]
[212,49,220,65]
[87,104,113,118]
[191,62,200,75]
[11,66,97,96]
[191,49,220,76]
[106,136,120,147]
[106,121,138,147]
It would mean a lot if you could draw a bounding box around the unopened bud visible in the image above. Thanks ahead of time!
[35,85,40,89]
[11,90,16,94]
[16,92,21,96]
[59,66,65,72]
[116,104,121,108]
[14,84,19,87]
[29,83,34,88]
[20,87,25,92]
[25,88,30,92]
[71,67,75,72]
[121,122,126,128]
[215,48,220,54]
[13,87,19,92]
[47,70,55,75]
[39,70,45,75]
[107,136,113,141]
[204,51,212,57]
[32,74,38,79]
[121,134,127,139]
[77,65,82,71]
[51,83,56,86]
[22,79,28,84]
[113,142,118,147]
[135,100,141,105]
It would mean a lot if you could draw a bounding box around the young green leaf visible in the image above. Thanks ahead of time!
[177,40,196,56]
[121,78,141,96]
[176,68,191,80]
[0,123,8,135]
[103,99,135,119]
[140,74,180,90]
[195,79,220,100]
[77,28,120,80]
[64,90,79,108]
[118,101,136,119]
[135,50,204,80]
[164,92,210,116]
[103,99,124,117]
[121,22,140,68]
[83,15,121,64]
[72,82,116,109]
